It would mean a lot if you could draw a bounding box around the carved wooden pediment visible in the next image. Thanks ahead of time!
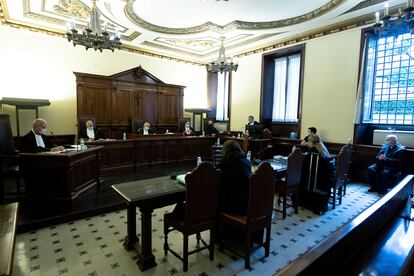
[110,65,165,84]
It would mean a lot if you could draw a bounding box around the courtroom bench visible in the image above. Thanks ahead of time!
[0,202,19,276]
[277,175,414,275]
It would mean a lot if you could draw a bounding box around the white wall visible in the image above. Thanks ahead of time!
[231,28,362,143]
[0,24,363,144]
[0,24,207,136]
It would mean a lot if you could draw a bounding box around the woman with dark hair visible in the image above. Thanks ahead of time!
[217,140,252,215]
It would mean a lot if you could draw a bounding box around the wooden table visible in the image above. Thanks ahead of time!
[112,176,185,271]
[19,146,102,201]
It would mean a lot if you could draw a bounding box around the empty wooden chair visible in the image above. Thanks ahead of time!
[218,162,276,269]
[0,115,21,202]
[330,144,352,209]
[163,162,221,272]
[274,148,305,219]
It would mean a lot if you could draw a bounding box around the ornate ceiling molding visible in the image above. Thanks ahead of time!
[53,0,90,19]
[125,0,347,34]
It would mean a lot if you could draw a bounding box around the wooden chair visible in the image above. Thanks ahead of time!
[0,115,21,202]
[274,148,306,220]
[77,115,96,139]
[177,117,191,132]
[163,162,221,272]
[218,162,276,269]
[242,133,249,153]
[131,116,145,134]
[329,144,352,209]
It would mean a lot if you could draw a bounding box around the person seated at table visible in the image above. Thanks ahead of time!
[137,122,154,135]
[217,140,252,215]
[182,121,195,136]
[205,120,219,136]
[301,133,334,193]
[368,134,406,195]
[79,120,102,140]
[20,118,65,153]
[300,127,317,150]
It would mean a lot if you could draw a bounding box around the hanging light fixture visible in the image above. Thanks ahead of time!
[65,0,121,52]
[373,1,414,36]
[206,37,238,74]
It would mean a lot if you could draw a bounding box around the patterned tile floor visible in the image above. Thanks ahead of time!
[13,183,380,276]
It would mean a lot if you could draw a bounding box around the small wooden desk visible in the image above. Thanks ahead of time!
[19,146,102,201]
[112,177,185,271]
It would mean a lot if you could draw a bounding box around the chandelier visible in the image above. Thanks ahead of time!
[373,1,414,36]
[206,37,238,74]
[65,0,121,52]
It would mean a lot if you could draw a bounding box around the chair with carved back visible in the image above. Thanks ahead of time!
[177,117,191,133]
[163,162,221,272]
[329,144,352,209]
[0,115,21,202]
[274,148,306,220]
[77,115,96,140]
[131,116,145,134]
[218,162,276,269]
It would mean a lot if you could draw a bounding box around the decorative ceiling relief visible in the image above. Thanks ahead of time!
[0,0,400,64]
[53,0,90,19]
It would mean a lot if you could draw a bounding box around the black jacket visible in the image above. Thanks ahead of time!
[136,128,154,135]
[79,128,102,140]
[205,125,219,136]
[217,157,252,215]
[20,131,53,153]
[375,143,406,173]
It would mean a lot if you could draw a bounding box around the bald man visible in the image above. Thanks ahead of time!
[368,134,406,195]
[20,118,65,153]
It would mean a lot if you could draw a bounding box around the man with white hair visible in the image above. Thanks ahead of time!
[20,118,65,153]
[368,134,406,195]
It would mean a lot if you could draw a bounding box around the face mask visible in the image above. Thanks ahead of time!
[144,127,149,131]
[87,127,93,131]
[40,128,47,135]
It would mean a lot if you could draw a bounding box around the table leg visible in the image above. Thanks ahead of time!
[137,207,156,271]
[123,204,137,251]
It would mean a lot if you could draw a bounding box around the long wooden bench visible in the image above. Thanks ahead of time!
[278,175,414,275]
[0,202,19,276]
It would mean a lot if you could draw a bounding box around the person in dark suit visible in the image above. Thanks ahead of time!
[368,134,406,195]
[79,120,102,140]
[217,140,252,215]
[247,115,260,126]
[300,127,317,150]
[20,118,65,153]
[137,122,154,135]
[205,120,218,136]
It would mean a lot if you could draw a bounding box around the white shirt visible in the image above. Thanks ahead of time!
[32,129,45,148]
[86,128,95,139]
[143,128,149,135]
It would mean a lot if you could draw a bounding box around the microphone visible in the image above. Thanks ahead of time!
[50,131,62,146]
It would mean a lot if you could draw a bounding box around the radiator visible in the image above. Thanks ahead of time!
[373,130,414,147]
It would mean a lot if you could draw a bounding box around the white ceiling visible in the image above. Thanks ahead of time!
[0,0,408,63]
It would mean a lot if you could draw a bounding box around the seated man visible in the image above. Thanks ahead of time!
[79,120,102,140]
[300,127,317,150]
[182,121,195,136]
[205,120,218,136]
[368,134,406,195]
[20,118,65,153]
[137,122,154,135]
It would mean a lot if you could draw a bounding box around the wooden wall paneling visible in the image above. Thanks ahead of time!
[95,141,135,175]
[157,87,181,126]
[76,67,185,138]
[142,89,157,125]
[111,86,135,125]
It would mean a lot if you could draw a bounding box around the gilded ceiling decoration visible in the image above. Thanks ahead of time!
[125,0,347,34]
[53,0,89,19]
[0,0,404,64]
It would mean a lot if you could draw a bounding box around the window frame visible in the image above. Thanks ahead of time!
[354,28,414,145]
[207,71,232,126]
[260,44,305,138]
